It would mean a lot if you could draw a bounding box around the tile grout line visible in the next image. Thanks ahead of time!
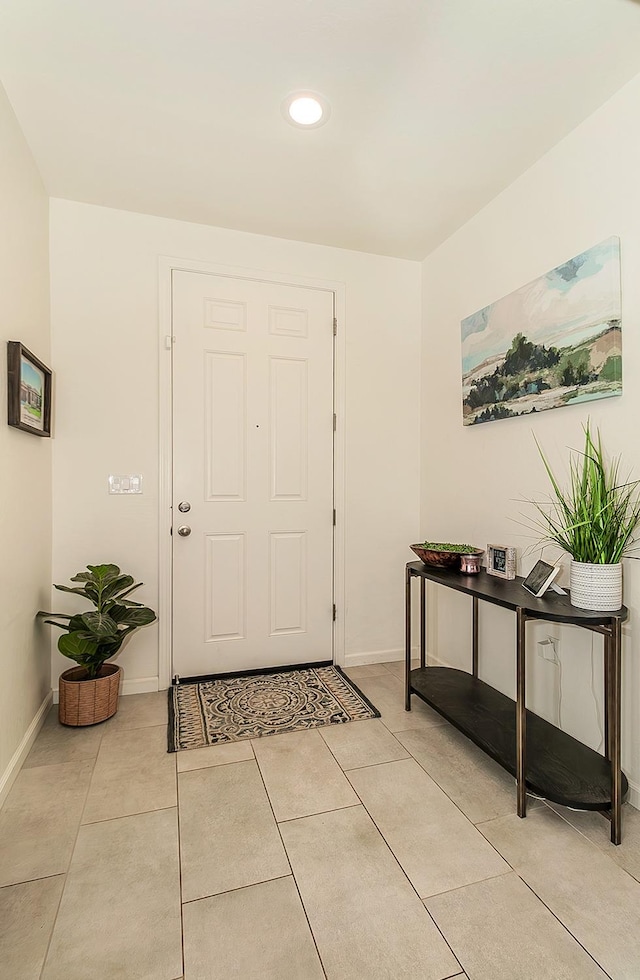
[393,726,542,828]
[81,802,178,826]
[367,695,450,738]
[251,720,465,974]
[345,669,625,977]
[339,755,411,773]
[251,748,329,980]
[181,873,293,906]
[543,800,640,886]
[332,768,465,977]
[518,876,615,980]
[475,804,608,859]
[94,692,171,736]
[177,754,254,774]
[38,720,105,980]
[421,869,514,903]
[331,682,531,968]
[389,722,451,736]
[345,687,587,977]
[317,721,410,773]
[276,801,362,824]
[399,669,640,883]
[473,808,615,979]
[400,764,552,913]
[0,870,67,890]
[20,754,104,773]
[19,683,631,980]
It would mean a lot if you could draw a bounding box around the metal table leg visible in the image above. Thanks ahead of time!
[472,596,479,678]
[516,608,527,818]
[610,618,622,845]
[420,576,426,669]
[405,565,412,711]
[604,629,611,761]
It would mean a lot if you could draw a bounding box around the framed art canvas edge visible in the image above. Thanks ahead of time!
[7,341,52,437]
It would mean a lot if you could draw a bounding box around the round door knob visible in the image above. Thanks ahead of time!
[177,525,192,537]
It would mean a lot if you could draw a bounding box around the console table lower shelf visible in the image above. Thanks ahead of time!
[410,665,628,811]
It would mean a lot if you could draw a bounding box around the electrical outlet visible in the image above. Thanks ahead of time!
[538,637,559,664]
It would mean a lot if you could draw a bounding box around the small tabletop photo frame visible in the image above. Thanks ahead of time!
[486,544,517,580]
[7,341,52,437]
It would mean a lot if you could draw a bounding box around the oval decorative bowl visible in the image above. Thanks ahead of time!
[410,544,469,569]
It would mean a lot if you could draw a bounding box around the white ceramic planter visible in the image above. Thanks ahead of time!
[569,560,623,611]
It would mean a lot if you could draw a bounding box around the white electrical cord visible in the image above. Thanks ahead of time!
[556,645,563,730]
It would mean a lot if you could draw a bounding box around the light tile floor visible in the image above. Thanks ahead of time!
[2,661,640,979]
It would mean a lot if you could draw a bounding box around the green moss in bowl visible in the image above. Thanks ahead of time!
[410,541,482,568]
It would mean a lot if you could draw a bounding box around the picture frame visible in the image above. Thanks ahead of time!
[486,544,517,580]
[522,560,561,598]
[462,237,622,426]
[7,341,52,437]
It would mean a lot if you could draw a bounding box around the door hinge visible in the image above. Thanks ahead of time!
[164,335,174,350]
[332,604,337,622]
[333,508,336,526]
[333,413,337,432]
[333,317,337,336]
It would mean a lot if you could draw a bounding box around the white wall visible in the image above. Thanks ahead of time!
[49,200,422,688]
[420,72,640,802]
[0,83,51,798]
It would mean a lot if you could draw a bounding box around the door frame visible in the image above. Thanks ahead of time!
[157,256,346,688]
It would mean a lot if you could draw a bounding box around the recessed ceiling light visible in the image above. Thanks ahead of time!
[282,92,331,129]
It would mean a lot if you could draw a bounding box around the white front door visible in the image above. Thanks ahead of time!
[171,270,335,678]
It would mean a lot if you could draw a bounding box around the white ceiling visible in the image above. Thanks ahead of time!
[1,0,640,259]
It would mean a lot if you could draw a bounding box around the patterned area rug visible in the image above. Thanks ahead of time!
[168,665,379,752]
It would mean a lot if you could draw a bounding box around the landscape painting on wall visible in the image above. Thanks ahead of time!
[461,237,622,426]
[7,341,52,436]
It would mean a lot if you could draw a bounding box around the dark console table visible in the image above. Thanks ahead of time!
[404,561,628,843]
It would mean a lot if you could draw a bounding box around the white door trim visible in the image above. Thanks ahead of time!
[157,256,346,689]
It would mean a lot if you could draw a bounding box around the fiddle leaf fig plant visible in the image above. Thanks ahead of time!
[39,564,156,679]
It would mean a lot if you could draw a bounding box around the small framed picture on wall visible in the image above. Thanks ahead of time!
[7,341,52,437]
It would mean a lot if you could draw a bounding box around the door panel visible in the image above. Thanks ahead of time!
[204,532,246,642]
[269,530,307,635]
[270,357,308,499]
[204,351,246,500]
[172,271,334,677]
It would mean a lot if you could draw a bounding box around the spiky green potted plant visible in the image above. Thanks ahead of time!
[40,563,157,726]
[530,424,640,610]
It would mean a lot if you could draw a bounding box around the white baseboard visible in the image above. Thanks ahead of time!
[0,691,53,809]
[344,647,419,668]
[627,779,639,811]
[425,652,447,667]
[52,675,160,704]
[121,676,161,695]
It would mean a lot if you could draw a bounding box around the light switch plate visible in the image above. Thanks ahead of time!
[108,474,143,494]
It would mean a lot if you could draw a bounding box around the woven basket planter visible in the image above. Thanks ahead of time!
[58,664,122,726]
